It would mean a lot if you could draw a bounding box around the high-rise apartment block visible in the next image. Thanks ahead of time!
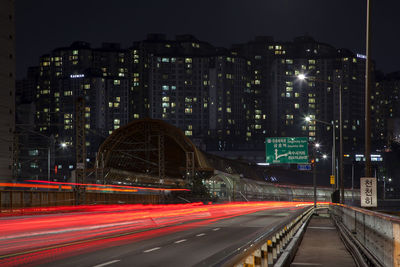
[17,34,392,181]
[17,42,130,180]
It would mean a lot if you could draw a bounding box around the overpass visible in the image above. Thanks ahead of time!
[3,118,397,266]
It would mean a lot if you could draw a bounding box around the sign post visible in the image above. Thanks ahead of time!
[360,177,377,207]
[266,137,308,164]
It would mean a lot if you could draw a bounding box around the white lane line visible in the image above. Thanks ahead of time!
[308,226,336,230]
[212,228,220,231]
[291,263,322,266]
[196,233,206,237]
[174,239,187,244]
[93,260,121,267]
[143,247,161,253]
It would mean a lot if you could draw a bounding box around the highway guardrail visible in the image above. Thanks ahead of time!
[330,203,400,267]
[218,205,314,267]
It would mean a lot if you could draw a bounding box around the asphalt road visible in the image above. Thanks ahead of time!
[41,208,304,267]
[0,202,310,266]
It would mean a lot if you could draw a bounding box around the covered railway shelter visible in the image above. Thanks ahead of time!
[95,118,213,188]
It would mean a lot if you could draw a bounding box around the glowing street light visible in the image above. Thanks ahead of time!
[297,73,306,80]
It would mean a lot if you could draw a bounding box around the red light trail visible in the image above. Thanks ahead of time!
[24,180,190,191]
[0,202,313,266]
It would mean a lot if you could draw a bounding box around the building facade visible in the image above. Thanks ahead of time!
[17,34,393,184]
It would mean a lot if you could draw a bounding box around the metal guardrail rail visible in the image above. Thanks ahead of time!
[330,204,400,267]
[215,206,314,267]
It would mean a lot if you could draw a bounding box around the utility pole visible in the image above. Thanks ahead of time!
[365,0,372,177]
[339,83,344,204]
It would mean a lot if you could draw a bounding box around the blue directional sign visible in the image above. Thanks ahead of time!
[297,164,311,171]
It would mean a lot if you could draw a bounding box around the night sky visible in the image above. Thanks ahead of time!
[16,0,399,78]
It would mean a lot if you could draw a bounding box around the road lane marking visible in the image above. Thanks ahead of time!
[143,247,161,253]
[308,226,336,230]
[174,239,187,244]
[93,260,121,267]
[212,228,220,231]
[196,233,205,237]
[291,263,322,266]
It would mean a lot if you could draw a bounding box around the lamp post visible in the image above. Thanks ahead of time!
[312,143,320,208]
[305,116,336,190]
[48,141,68,181]
[299,74,343,203]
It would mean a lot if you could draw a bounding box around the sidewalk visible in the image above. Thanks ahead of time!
[290,208,356,267]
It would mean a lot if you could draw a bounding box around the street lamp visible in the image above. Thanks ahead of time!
[312,142,320,208]
[299,74,343,203]
[305,115,336,191]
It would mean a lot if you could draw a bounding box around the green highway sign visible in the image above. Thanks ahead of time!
[265,137,308,164]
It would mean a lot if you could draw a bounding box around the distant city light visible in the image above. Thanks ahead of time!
[355,154,383,162]
[70,74,85,78]
[356,53,367,59]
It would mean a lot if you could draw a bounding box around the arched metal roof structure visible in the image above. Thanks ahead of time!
[96,118,213,186]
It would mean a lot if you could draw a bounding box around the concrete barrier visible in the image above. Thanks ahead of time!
[330,204,400,267]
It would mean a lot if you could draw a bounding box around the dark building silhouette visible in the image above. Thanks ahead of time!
[16,34,393,184]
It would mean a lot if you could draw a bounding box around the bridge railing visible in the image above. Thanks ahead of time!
[217,205,314,266]
[330,204,400,267]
